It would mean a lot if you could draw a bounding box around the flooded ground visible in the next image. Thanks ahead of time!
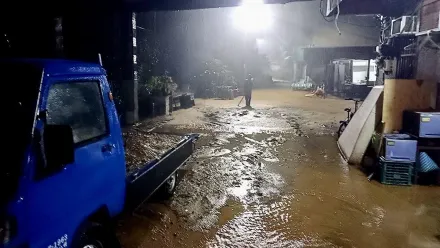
[117,89,440,248]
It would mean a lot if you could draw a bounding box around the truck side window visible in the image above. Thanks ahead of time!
[46,81,108,144]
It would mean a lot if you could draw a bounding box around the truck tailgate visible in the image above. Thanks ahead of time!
[125,134,198,210]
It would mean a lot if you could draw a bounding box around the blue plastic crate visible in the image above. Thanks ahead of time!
[379,157,413,186]
[383,134,417,162]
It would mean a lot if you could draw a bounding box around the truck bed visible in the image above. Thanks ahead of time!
[123,130,183,174]
[125,133,199,210]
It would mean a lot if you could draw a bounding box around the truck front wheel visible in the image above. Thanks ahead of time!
[74,222,120,248]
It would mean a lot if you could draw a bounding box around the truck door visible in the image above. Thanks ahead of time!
[26,76,125,248]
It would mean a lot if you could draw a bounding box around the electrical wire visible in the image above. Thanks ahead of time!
[335,0,341,35]
[406,0,424,19]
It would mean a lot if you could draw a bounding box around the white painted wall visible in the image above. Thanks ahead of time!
[352,60,377,84]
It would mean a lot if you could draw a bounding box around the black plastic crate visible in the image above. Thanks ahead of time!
[379,157,414,186]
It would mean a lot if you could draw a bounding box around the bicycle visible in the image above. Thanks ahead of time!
[337,98,363,138]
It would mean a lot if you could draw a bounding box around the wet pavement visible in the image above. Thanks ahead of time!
[117,89,440,248]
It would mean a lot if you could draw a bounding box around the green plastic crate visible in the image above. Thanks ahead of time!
[379,157,414,186]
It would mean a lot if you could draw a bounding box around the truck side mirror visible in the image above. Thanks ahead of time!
[43,125,74,172]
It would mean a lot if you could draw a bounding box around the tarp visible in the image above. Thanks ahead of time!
[419,152,439,173]
[338,86,384,164]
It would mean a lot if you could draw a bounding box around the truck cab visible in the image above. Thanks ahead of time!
[2,59,126,248]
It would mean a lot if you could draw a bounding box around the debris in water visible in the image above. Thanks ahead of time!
[244,137,266,146]
[238,110,249,116]
[266,135,286,145]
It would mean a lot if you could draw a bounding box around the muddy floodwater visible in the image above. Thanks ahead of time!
[117,89,440,248]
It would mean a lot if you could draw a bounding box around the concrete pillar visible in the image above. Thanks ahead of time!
[123,79,139,124]
[293,62,302,83]
[66,11,139,125]
[303,64,308,81]
[31,10,139,125]
[122,12,139,125]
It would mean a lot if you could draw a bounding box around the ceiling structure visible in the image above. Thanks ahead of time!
[324,0,420,17]
[126,0,312,11]
[3,0,314,13]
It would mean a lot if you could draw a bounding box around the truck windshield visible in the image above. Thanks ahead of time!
[0,62,42,204]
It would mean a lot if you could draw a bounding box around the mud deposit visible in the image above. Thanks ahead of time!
[118,90,440,248]
[124,128,182,173]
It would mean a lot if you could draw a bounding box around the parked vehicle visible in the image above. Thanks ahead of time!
[1,59,198,248]
[337,98,363,138]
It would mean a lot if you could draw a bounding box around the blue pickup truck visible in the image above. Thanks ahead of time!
[1,59,198,248]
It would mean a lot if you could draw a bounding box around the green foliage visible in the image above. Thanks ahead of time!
[139,76,177,97]
[189,59,237,97]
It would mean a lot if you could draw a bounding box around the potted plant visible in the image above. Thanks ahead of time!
[148,76,177,116]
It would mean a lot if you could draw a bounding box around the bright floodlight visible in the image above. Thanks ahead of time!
[233,0,273,32]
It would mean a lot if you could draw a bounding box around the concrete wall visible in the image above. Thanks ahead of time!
[417,46,440,83]
[417,0,440,85]
[438,86,440,109]
[311,20,380,47]
[419,0,440,32]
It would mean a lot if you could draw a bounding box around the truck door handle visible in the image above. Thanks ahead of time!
[102,143,115,152]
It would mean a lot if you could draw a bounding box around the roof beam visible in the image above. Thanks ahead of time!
[3,0,314,14]
[325,0,420,17]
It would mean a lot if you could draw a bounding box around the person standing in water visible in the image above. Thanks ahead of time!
[244,74,253,107]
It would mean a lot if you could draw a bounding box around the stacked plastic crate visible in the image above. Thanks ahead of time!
[379,134,417,186]
[402,111,440,185]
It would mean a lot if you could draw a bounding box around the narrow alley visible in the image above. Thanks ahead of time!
[2,0,439,247]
